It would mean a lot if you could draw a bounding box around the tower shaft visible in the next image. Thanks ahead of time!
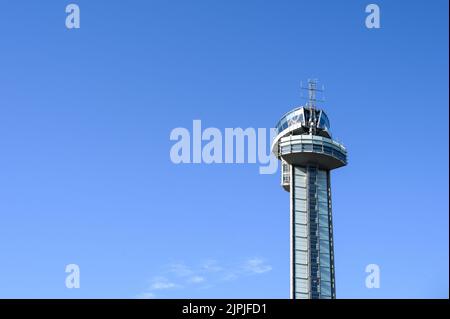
[290,165,336,299]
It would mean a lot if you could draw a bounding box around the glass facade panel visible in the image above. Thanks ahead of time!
[320,240,330,254]
[296,211,307,224]
[281,146,290,154]
[295,237,308,250]
[320,282,332,297]
[294,198,307,211]
[318,201,328,213]
[319,214,328,227]
[318,110,331,131]
[319,226,329,240]
[292,144,302,152]
[295,223,308,237]
[320,253,331,268]
[275,108,310,134]
[295,278,309,292]
[318,188,327,200]
[295,250,308,265]
[295,264,308,277]
[303,144,313,151]
[294,186,307,199]
[320,266,331,281]
[313,144,322,152]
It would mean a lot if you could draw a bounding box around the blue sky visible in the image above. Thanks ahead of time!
[0,0,448,298]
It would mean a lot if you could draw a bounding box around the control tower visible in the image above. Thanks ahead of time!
[271,80,347,299]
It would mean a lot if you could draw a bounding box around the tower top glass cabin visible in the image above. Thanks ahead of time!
[271,106,347,174]
[275,106,331,138]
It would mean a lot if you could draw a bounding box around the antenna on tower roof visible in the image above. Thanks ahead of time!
[300,79,325,135]
[300,79,325,109]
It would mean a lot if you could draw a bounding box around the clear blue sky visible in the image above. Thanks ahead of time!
[0,0,448,298]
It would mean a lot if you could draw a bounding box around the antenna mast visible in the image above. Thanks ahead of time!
[301,79,324,135]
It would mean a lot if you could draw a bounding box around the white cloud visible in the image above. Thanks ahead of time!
[137,257,272,297]
[135,292,156,299]
[201,259,223,272]
[168,262,193,277]
[243,258,272,274]
[221,272,238,281]
[150,276,179,290]
[188,275,205,284]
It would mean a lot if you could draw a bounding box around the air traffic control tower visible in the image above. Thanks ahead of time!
[271,80,347,299]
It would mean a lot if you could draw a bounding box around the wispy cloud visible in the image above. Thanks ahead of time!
[135,292,156,299]
[135,276,180,298]
[187,275,205,284]
[218,257,272,281]
[221,272,239,281]
[201,259,223,273]
[242,258,272,274]
[167,262,194,277]
[149,276,180,290]
[135,257,272,298]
